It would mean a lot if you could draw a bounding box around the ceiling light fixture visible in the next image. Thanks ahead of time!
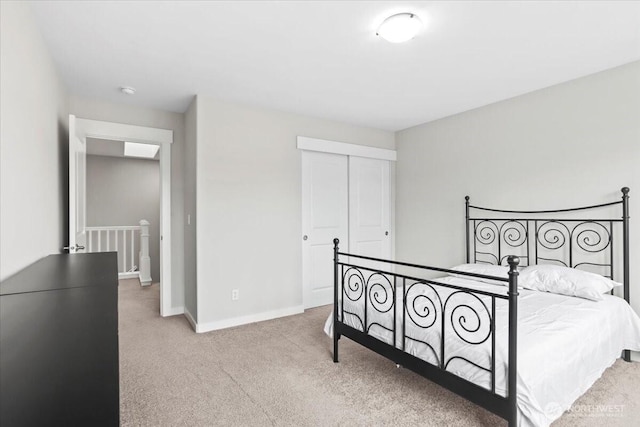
[120,86,136,95]
[124,142,159,159]
[377,13,422,43]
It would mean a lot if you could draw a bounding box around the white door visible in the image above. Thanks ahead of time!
[302,151,349,308]
[68,115,87,252]
[349,156,391,270]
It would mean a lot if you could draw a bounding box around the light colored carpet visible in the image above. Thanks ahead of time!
[118,279,639,426]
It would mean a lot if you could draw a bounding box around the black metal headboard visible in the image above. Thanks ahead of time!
[465,187,630,304]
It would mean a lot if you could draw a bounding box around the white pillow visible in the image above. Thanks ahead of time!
[518,264,622,301]
[449,263,510,285]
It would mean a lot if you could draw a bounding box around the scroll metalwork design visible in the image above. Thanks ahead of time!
[474,220,528,266]
[474,220,500,264]
[537,221,570,250]
[405,282,442,329]
[368,273,394,314]
[404,281,443,365]
[535,220,612,270]
[573,221,611,253]
[342,267,365,331]
[444,291,491,346]
[500,221,527,248]
[403,281,493,373]
[367,273,395,335]
[343,267,365,302]
[475,221,498,245]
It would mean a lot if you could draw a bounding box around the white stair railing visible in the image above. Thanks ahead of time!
[85,220,152,286]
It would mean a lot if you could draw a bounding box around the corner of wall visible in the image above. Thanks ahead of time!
[0,1,70,280]
[184,95,198,322]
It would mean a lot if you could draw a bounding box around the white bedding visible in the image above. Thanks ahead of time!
[324,275,640,427]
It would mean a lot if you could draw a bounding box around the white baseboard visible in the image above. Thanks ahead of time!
[163,306,184,316]
[118,272,140,280]
[630,351,640,362]
[193,305,304,333]
[184,307,197,332]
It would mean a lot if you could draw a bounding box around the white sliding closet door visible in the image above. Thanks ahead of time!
[349,156,391,270]
[302,151,349,308]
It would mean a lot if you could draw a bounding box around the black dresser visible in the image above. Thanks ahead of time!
[0,252,120,426]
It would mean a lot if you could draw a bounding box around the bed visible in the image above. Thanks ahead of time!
[325,188,640,426]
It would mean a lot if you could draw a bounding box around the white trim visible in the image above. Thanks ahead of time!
[76,118,173,145]
[297,136,396,161]
[118,272,140,280]
[184,307,197,331]
[631,351,640,362]
[158,142,172,317]
[74,116,174,317]
[163,305,185,316]
[193,305,304,333]
[68,115,78,250]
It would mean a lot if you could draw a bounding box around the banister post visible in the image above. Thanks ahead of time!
[333,238,340,363]
[139,220,152,286]
[507,255,520,426]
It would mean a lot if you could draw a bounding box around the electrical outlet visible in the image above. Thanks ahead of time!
[231,289,239,301]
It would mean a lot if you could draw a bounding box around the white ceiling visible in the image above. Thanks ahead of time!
[30,1,640,131]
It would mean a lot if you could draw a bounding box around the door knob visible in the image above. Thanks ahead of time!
[63,244,85,252]
[303,235,308,241]
[385,231,389,236]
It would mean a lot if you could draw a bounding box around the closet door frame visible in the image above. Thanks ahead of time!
[297,137,396,162]
[298,137,396,309]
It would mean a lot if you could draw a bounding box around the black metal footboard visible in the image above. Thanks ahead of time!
[332,239,520,426]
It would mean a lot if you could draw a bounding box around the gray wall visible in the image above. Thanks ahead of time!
[194,97,395,327]
[395,61,640,314]
[0,2,69,280]
[86,155,161,281]
[70,96,186,311]
[184,98,198,320]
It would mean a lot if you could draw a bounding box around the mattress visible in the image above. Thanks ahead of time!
[324,275,640,427]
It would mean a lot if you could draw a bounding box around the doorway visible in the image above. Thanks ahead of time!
[68,115,174,316]
[85,138,161,284]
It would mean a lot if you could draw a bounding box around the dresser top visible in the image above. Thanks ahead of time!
[0,252,118,296]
